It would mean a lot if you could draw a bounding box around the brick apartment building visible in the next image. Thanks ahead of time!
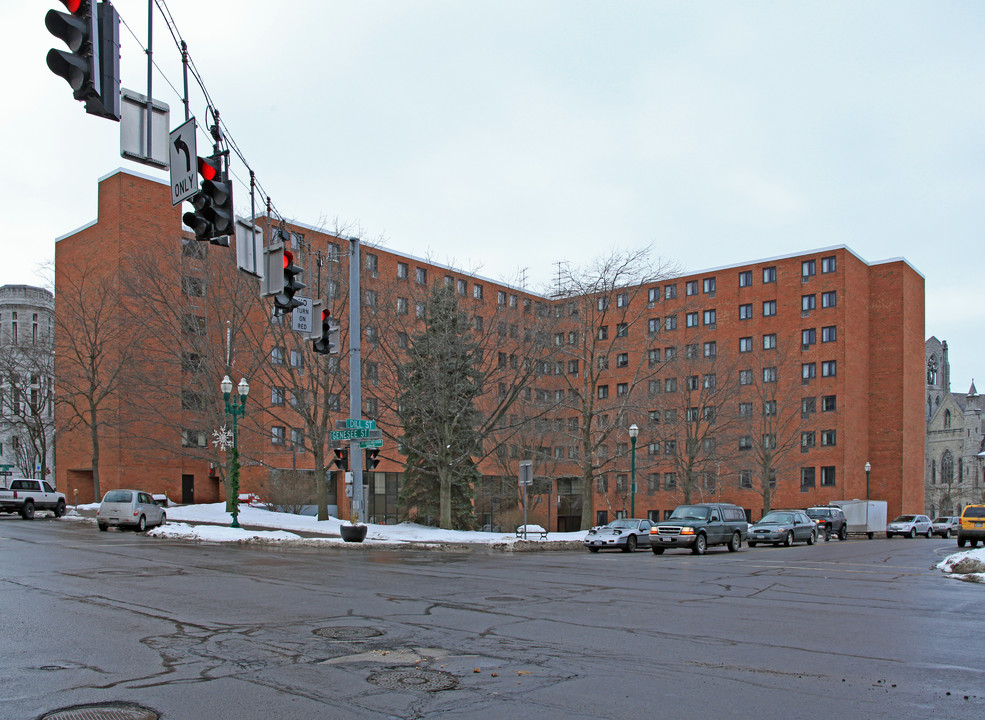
[54,169,925,527]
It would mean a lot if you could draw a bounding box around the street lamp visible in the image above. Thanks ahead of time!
[629,423,639,518]
[221,374,249,528]
[864,461,871,538]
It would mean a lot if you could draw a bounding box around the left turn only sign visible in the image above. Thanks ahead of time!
[169,118,198,206]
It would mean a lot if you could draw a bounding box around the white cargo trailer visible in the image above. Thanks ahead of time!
[831,499,887,539]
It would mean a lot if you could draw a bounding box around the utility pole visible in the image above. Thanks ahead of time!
[348,237,364,521]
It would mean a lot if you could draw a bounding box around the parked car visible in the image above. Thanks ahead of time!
[931,516,959,538]
[584,518,653,552]
[0,478,67,519]
[886,514,933,539]
[649,503,748,555]
[956,505,985,548]
[748,511,818,547]
[805,505,848,541]
[97,489,167,532]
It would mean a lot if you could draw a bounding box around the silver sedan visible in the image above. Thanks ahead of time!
[584,519,654,553]
[747,511,817,547]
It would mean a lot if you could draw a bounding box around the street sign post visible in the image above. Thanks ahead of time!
[335,419,377,430]
[519,460,534,538]
[169,117,197,205]
[330,428,382,442]
[359,439,383,449]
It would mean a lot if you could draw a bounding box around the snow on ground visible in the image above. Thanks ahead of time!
[68,502,587,546]
[935,547,985,583]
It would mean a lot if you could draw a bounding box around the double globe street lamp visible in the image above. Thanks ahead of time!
[221,375,249,528]
[629,423,639,518]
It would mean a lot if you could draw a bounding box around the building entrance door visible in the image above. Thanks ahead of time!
[181,474,194,504]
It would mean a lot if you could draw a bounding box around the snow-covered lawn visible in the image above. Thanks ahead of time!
[935,547,985,583]
[67,502,586,547]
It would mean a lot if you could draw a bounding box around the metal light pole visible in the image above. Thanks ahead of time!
[629,424,639,518]
[864,461,871,537]
[222,374,249,528]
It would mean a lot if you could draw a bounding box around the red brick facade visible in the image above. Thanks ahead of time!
[55,170,925,525]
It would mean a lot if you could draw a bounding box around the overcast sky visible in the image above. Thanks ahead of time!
[5,1,983,392]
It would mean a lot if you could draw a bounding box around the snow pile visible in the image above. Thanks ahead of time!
[936,547,985,583]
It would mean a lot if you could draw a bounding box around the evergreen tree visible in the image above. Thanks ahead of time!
[397,284,483,529]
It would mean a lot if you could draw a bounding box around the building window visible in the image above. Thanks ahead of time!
[739,337,752,353]
[739,436,753,451]
[271,347,285,366]
[569,359,580,376]
[271,387,285,406]
[802,397,816,417]
[665,284,677,300]
[739,402,752,418]
[616,323,628,337]
[271,426,286,445]
[181,352,205,373]
[686,375,699,390]
[648,409,660,425]
[617,353,629,368]
[686,312,699,328]
[290,350,304,370]
[703,373,716,390]
[648,287,660,304]
[415,302,426,318]
[763,333,777,350]
[821,395,836,412]
[364,289,377,308]
[617,383,629,397]
[821,256,837,274]
[822,361,837,377]
[397,262,408,279]
[739,470,753,489]
[763,300,776,316]
[456,278,467,296]
[800,467,816,490]
[665,378,677,393]
[802,259,816,279]
[686,344,699,359]
[181,276,206,297]
[802,328,816,347]
[181,238,206,259]
[597,297,609,311]
[616,292,629,308]
[181,430,207,448]
[703,309,716,326]
[648,380,660,396]
[292,428,305,452]
[598,385,609,399]
[822,325,837,343]
[802,294,816,312]
[397,331,409,349]
[665,315,677,331]
[821,429,836,446]
[396,297,408,315]
[802,362,817,380]
[801,431,816,449]
[664,440,677,455]
[763,266,776,283]
[763,367,777,383]
[598,326,609,341]
[739,271,752,287]
[703,341,716,358]
[665,346,677,360]
[686,280,699,296]
[365,361,378,384]
[648,318,660,335]
[182,314,206,336]
[821,466,836,486]
[738,303,753,320]
[665,472,678,489]
[763,400,776,416]
[821,291,837,308]
[703,277,716,295]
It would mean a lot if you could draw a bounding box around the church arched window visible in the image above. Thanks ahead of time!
[927,356,938,385]
[941,450,954,484]
[944,409,951,429]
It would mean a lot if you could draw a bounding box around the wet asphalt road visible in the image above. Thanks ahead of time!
[1,515,981,720]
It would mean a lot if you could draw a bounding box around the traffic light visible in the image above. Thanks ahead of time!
[365,448,381,470]
[274,249,305,314]
[332,448,348,471]
[45,0,121,121]
[312,308,339,355]
[182,155,234,244]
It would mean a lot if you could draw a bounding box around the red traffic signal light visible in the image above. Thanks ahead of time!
[183,155,233,244]
[312,307,337,355]
[332,448,348,471]
[274,249,305,314]
[365,448,381,470]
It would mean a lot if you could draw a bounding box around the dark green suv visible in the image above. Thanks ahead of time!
[649,503,748,555]
[805,506,848,541]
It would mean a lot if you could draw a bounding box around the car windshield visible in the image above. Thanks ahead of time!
[963,507,985,520]
[759,512,793,524]
[805,509,829,518]
[933,517,950,523]
[103,490,133,503]
[607,520,637,529]
[669,506,709,521]
[892,515,916,523]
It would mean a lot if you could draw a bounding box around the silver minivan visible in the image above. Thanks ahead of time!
[97,489,166,532]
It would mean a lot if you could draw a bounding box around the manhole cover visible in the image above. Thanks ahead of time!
[368,669,458,692]
[314,625,384,641]
[42,703,158,720]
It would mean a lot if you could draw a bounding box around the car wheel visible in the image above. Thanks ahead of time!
[838,525,847,541]
[159,512,166,527]
[908,528,916,539]
[588,547,599,553]
[21,501,35,520]
[784,531,794,547]
[807,530,816,546]
[944,529,951,539]
[651,547,665,555]
[623,536,637,553]
[54,500,66,518]
[727,531,741,552]
[886,533,894,539]
[926,527,933,539]
[821,527,830,542]
[957,536,966,547]
[137,515,147,532]
[748,541,757,548]
[98,523,108,532]
[691,534,707,555]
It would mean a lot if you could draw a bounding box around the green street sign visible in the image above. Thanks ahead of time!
[346,418,376,430]
[330,428,381,441]
[359,439,383,449]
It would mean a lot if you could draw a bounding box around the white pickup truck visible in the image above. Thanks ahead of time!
[0,478,67,519]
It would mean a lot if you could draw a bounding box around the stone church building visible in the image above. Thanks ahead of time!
[925,337,985,516]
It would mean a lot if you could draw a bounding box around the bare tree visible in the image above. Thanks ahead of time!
[0,340,55,479]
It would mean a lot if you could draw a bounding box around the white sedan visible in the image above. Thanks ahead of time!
[886,514,933,539]
[584,519,654,552]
